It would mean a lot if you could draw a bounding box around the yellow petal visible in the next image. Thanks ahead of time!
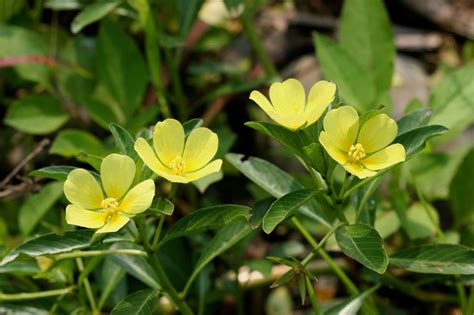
[96,214,130,233]
[64,169,104,209]
[249,90,280,122]
[323,106,359,151]
[100,154,135,200]
[65,204,107,228]
[153,119,185,166]
[343,163,377,179]
[135,138,191,184]
[357,113,398,153]
[269,78,306,116]
[118,179,155,214]
[183,127,218,172]
[319,131,349,165]
[305,81,336,126]
[184,159,223,181]
[361,144,406,171]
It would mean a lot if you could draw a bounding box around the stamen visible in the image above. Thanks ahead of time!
[348,143,366,161]
[169,156,186,175]
[101,197,119,214]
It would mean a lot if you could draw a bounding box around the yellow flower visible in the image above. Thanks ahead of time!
[319,106,406,179]
[64,154,155,233]
[134,119,222,184]
[249,78,336,130]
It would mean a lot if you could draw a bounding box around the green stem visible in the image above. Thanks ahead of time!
[55,249,147,261]
[0,286,75,301]
[338,172,349,200]
[76,258,97,313]
[151,213,166,250]
[465,286,474,315]
[455,281,466,311]
[301,223,343,266]
[240,9,278,78]
[306,277,320,315]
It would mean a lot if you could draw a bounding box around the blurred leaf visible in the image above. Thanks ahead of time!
[336,224,388,274]
[146,198,174,216]
[324,285,379,315]
[265,287,293,315]
[1,230,94,266]
[339,0,394,94]
[19,182,64,236]
[84,98,121,129]
[374,210,400,239]
[314,34,376,112]
[263,189,317,234]
[30,166,77,181]
[397,108,432,136]
[226,154,333,227]
[450,147,474,225]
[50,129,107,157]
[71,0,122,34]
[270,269,295,288]
[177,0,205,39]
[192,170,223,193]
[394,125,448,156]
[0,25,50,83]
[159,204,251,245]
[110,123,137,160]
[110,289,159,315]
[429,63,474,137]
[404,202,439,240]
[390,244,474,274]
[97,19,147,116]
[98,257,127,309]
[45,0,89,10]
[4,95,68,134]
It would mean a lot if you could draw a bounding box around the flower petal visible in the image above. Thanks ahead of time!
[343,163,377,179]
[65,204,107,228]
[96,214,130,233]
[319,131,348,165]
[305,80,336,126]
[101,154,135,200]
[184,159,223,182]
[183,127,218,172]
[323,106,359,151]
[153,119,185,166]
[269,78,306,116]
[357,113,398,153]
[361,144,406,171]
[118,179,155,214]
[250,90,280,121]
[135,138,191,184]
[64,169,104,209]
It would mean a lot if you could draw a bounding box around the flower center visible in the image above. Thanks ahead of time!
[348,143,366,161]
[101,197,119,214]
[169,156,186,175]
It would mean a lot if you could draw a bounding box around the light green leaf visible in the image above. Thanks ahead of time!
[1,230,94,266]
[84,98,121,129]
[5,95,68,134]
[30,166,78,181]
[313,34,376,112]
[324,285,379,315]
[335,224,388,274]
[394,125,448,156]
[192,170,223,193]
[110,123,137,160]
[397,108,432,136]
[50,129,107,158]
[390,244,474,274]
[71,0,122,34]
[450,147,474,225]
[159,204,251,245]
[263,189,317,234]
[19,182,64,236]
[146,198,174,216]
[110,289,159,315]
[339,0,395,93]
[404,202,439,240]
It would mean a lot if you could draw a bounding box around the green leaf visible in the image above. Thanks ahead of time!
[303,143,326,173]
[71,0,122,34]
[110,289,159,315]
[324,285,379,315]
[30,166,78,181]
[177,0,205,39]
[263,189,317,234]
[159,204,252,245]
[313,34,376,112]
[97,19,147,115]
[4,95,68,134]
[335,224,388,274]
[50,129,107,158]
[245,121,312,155]
[404,202,439,240]
[397,108,432,136]
[429,63,474,137]
[84,97,121,129]
[19,182,64,236]
[147,198,175,216]
[390,244,474,274]
[449,147,474,225]
[76,152,103,171]
[1,230,94,266]
[192,170,223,193]
[0,25,50,83]
[110,123,137,160]
[394,125,448,156]
[339,0,395,93]
[183,118,203,135]
[226,153,334,227]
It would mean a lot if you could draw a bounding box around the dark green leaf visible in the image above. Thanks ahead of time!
[30,165,76,181]
[110,123,137,160]
[336,224,388,274]
[50,129,107,158]
[394,125,449,156]
[263,189,317,234]
[450,147,474,225]
[177,0,205,39]
[390,244,474,274]
[183,118,203,135]
[324,285,379,315]
[110,289,159,315]
[397,108,432,136]
[71,0,122,34]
